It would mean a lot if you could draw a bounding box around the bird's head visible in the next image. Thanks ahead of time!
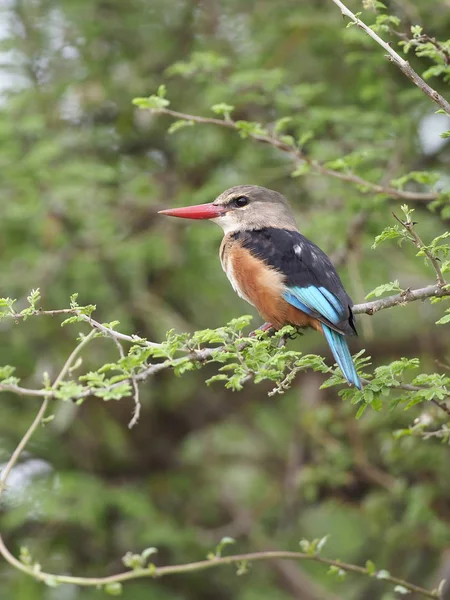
[158,185,297,233]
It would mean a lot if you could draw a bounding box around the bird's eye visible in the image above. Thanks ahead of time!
[233,196,249,208]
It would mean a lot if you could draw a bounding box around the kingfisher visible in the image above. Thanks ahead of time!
[159,185,361,389]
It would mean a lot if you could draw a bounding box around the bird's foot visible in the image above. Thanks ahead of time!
[277,327,302,347]
[249,322,274,337]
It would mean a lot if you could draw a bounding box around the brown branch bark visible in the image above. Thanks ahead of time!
[152,108,438,203]
[352,283,449,315]
[330,0,450,116]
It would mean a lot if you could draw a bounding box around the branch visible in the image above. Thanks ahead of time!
[392,212,446,286]
[1,283,449,400]
[6,308,162,349]
[352,283,449,315]
[151,108,438,203]
[0,330,97,497]
[0,535,440,598]
[330,0,450,116]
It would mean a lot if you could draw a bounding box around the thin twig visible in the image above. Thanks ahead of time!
[329,0,450,116]
[152,108,438,203]
[0,536,439,597]
[0,399,49,498]
[394,31,450,66]
[111,335,141,429]
[8,309,161,349]
[430,399,450,417]
[0,330,97,500]
[392,213,446,286]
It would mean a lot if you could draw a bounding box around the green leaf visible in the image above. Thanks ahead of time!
[298,131,313,146]
[43,576,59,588]
[436,310,450,325]
[274,116,292,134]
[316,535,329,553]
[299,538,311,553]
[105,582,123,596]
[235,120,268,138]
[376,569,391,579]
[371,226,403,249]
[365,559,376,575]
[394,585,411,594]
[327,565,346,580]
[168,120,194,134]
[291,163,311,177]
[215,536,235,557]
[355,403,368,419]
[391,171,440,189]
[365,280,403,299]
[141,547,158,561]
[132,93,170,110]
[236,560,249,576]
[19,547,32,565]
[211,103,235,120]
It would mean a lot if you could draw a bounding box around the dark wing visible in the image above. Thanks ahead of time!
[234,227,357,336]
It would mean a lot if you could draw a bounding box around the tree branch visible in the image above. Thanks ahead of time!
[6,309,162,349]
[352,283,449,315]
[151,108,439,203]
[330,0,450,116]
[0,330,97,498]
[392,212,446,286]
[0,535,440,598]
[1,282,449,401]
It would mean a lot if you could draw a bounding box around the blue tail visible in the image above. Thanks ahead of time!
[322,324,361,390]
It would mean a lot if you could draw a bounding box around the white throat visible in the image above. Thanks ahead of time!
[211,214,242,235]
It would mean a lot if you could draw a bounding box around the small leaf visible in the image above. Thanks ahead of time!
[215,536,236,557]
[43,576,59,588]
[365,560,376,575]
[274,116,292,134]
[327,565,347,580]
[376,569,391,579]
[394,585,411,594]
[365,280,403,299]
[291,163,311,177]
[105,582,123,596]
[19,547,32,565]
[236,560,249,576]
[141,547,158,560]
[211,103,235,119]
[316,535,329,553]
[168,120,194,134]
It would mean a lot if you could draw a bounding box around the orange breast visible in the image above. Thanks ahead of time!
[225,244,321,331]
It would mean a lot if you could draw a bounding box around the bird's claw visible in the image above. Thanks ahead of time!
[249,322,274,337]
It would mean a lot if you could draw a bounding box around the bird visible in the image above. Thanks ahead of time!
[159,185,361,389]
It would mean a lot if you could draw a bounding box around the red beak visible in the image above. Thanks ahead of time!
[158,202,227,220]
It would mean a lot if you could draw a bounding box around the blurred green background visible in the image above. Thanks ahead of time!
[1,0,450,598]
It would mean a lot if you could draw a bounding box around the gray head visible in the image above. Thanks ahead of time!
[158,184,297,234]
[211,185,297,233]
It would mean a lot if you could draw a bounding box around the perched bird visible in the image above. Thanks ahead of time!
[159,185,361,389]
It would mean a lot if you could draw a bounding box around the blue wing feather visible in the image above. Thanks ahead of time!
[283,286,342,325]
[282,285,361,389]
[282,292,313,316]
[319,287,344,315]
